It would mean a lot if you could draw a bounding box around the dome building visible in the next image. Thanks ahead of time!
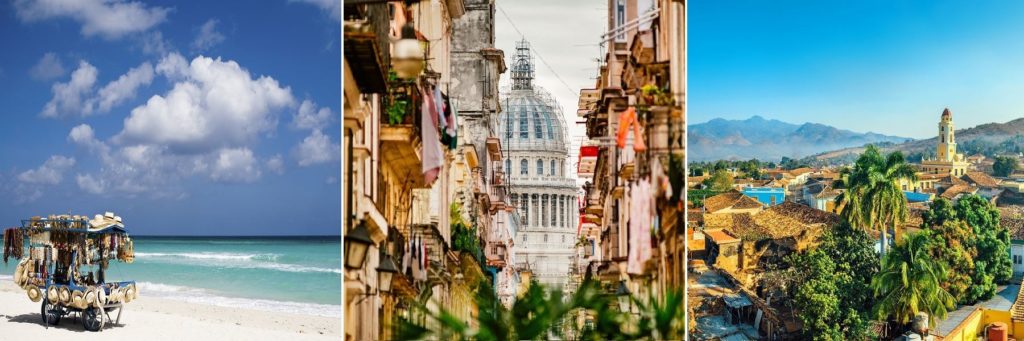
[497,40,578,288]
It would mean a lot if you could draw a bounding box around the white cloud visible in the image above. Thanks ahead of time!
[13,0,171,39]
[326,176,337,184]
[117,55,294,153]
[290,0,340,21]
[293,99,332,131]
[155,52,188,80]
[68,123,110,156]
[18,155,75,185]
[192,19,225,52]
[30,52,65,81]
[76,174,105,194]
[266,154,285,175]
[41,61,97,118]
[209,148,261,183]
[90,62,154,112]
[139,31,171,56]
[294,129,339,166]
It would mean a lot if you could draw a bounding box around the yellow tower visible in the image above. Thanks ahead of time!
[937,108,956,162]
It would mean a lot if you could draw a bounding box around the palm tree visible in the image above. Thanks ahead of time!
[835,145,918,257]
[871,231,955,327]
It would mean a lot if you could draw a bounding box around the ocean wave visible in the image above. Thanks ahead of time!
[134,252,340,274]
[135,252,280,261]
[137,281,341,318]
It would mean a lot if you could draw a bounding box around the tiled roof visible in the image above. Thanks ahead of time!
[703,190,764,213]
[789,168,814,176]
[1000,207,1024,240]
[705,229,740,244]
[704,212,752,230]
[940,184,976,199]
[766,201,840,226]
[964,171,1001,187]
[733,196,766,209]
[1013,279,1024,322]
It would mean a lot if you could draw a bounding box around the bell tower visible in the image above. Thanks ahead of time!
[937,108,956,162]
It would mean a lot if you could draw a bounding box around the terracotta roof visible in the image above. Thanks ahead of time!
[1012,278,1024,321]
[766,201,840,226]
[940,184,976,199]
[704,212,753,230]
[1000,207,1024,240]
[704,190,764,213]
[964,171,1000,187]
[705,229,740,244]
[918,173,947,181]
[789,168,814,176]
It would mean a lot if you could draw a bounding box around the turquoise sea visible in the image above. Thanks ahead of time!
[2,236,341,317]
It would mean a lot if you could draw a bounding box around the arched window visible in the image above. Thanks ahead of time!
[537,159,544,175]
[520,159,528,175]
[534,112,543,138]
[547,116,554,139]
[550,160,556,176]
[519,110,528,138]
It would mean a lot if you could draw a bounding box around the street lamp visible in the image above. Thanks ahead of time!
[376,253,400,293]
[345,221,374,269]
[392,23,424,79]
[615,280,631,313]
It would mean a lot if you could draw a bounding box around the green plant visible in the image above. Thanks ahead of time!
[386,97,409,125]
[871,231,956,327]
[834,145,918,257]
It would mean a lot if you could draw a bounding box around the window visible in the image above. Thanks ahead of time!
[523,234,527,242]
[521,159,528,175]
[534,113,543,138]
[544,234,548,242]
[522,195,529,225]
[537,160,544,175]
[550,160,556,176]
[506,114,513,139]
[519,110,528,138]
[505,159,511,174]
[547,117,554,139]
[541,195,549,227]
[549,195,556,226]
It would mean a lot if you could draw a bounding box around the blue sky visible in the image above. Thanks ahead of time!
[0,0,340,236]
[690,0,1024,138]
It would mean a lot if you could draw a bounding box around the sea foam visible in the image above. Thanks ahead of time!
[138,281,341,318]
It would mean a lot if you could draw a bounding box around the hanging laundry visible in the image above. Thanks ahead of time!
[420,85,445,186]
[639,179,654,265]
[434,85,447,131]
[401,237,411,275]
[442,93,457,148]
[616,107,647,151]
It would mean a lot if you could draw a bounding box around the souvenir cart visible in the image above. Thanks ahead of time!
[2,213,137,331]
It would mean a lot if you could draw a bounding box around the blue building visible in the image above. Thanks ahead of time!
[742,187,786,206]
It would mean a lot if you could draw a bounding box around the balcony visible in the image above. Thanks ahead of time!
[485,241,508,268]
[486,137,503,161]
[380,122,424,188]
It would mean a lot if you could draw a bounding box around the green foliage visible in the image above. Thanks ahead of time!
[396,278,686,341]
[450,202,480,258]
[385,97,409,125]
[994,156,1019,177]
[920,196,1013,305]
[871,231,956,327]
[687,189,722,207]
[702,169,734,192]
[790,223,878,340]
[835,145,918,255]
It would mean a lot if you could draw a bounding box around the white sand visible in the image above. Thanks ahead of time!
[0,281,340,341]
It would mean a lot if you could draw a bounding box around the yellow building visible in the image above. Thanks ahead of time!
[921,108,970,177]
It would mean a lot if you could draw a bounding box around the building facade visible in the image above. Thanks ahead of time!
[498,40,579,288]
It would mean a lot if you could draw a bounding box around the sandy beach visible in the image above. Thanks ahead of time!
[0,280,340,341]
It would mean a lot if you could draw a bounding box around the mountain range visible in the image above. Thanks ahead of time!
[689,116,911,162]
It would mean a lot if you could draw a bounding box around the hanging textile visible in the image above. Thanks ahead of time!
[440,93,457,149]
[627,180,655,275]
[616,107,647,151]
[3,228,25,264]
[401,237,411,275]
[434,85,447,133]
[420,85,444,186]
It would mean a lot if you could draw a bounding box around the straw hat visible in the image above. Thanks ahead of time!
[124,285,135,303]
[59,286,71,305]
[27,286,42,302]
[13,262,24,287]
[96,287,107,308]
[132,284,139,300]
[47,286,59,304]
[71,290,85,309]
[85,288,96,306]
[108,287,121,303]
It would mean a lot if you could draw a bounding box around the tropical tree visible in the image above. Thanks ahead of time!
[702,169,734,192]
[790,222,879,340]
[993,156,1019,177]
[835,145,918,257]
[871,231,956,327]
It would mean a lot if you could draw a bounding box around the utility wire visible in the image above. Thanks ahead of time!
[496,4,580,98]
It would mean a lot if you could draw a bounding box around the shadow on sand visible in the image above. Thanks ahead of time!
[4,312,126,333]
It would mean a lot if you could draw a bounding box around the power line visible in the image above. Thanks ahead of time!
[496,4,579,98]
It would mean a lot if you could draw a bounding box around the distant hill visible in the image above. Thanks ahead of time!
[807,117,1024,165]
[689,116,911,162]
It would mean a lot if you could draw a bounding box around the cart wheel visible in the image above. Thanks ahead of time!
[83,307,104,332]
[41,301,61,326]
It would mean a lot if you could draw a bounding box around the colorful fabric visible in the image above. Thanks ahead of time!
[420,85,444,186]
[615,107,647,151]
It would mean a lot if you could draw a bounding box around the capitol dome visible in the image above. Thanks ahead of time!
[496,40,577,288]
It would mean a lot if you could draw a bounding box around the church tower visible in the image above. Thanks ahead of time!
[937,108,956,162]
